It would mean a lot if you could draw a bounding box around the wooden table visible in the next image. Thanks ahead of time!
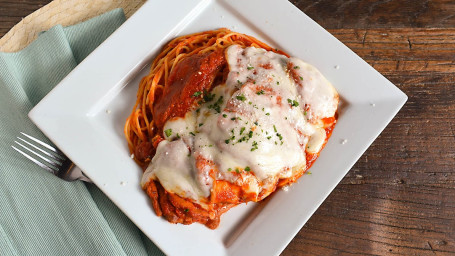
[1,1,454,255]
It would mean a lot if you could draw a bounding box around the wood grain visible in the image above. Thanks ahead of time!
[284,2,455,255]
[1,1,454,255]
[0,0,51,36]
[290,0,455,29]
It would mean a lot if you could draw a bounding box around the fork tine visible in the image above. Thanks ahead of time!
[11,145,56,173]
[13,140,60,171]
[20,132,59,154]
[17,137,64,163]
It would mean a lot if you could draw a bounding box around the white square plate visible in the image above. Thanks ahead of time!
[29,0,407,255]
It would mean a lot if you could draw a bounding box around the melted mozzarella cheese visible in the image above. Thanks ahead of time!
[141,45,338,202]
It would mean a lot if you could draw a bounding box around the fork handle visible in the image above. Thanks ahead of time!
[58,159,92,182]
[70,165,92,183]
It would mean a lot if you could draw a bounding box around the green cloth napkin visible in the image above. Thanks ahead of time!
[0,9,163,256]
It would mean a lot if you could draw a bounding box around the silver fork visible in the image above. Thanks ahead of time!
[12,132,91,182]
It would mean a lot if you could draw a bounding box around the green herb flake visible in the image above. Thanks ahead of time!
[256,90,265,95]
[273,125,277,133]
[184,208,189,213]
[276,81,280,85]
[235,168,240,174]
[299,76,303,80]
[276,133,283,140]
[225,139,230,144]
[223,114,227,118]
[189,132,196,136]
[287,98,299,107]
[245,166,251,172]
[192,91,202,97]
[207,96,223,113]
[228,168,232,172]
[164,129,172,137]
[265,113,270,116]
[240,127,246,135]
[251,141,258,151]
[203,90,216,102]
[293,66,300,69]
[236,94,246,101]
[247,66,254,70]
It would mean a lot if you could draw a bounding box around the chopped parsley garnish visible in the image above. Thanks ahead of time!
[225,139,230,144]
[228,168,232,172]
[231,117,236,121]
[273,125,277,133]
[184,208,189,213]
[248,130,253,138]
[240,127,246,135]
[265,113,270,116]
[189,132,196,136]
[236,94,246,101]
[276,133,283,140]
[208,96,224,113]
[247,66,254,70]
[256,90,265,95]
[245,166,251,172]
[267,136,272,140]
[254,121,259,126]
[293,66,300,69]
[223,114,227,118]
[299,76,303,80]
[237,80,242,85]
[277,81,280,85]
[237,137,247,143]
[176,133,180,139]
[304,111,307,115]
[164,129,172,137]
[251,141,258,151]
[192,91,202,97]
[287,98,300,107]
[235,168,240,173]
[199,90,215,103]
[199,123,203,127]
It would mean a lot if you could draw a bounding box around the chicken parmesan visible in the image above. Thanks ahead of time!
[124,28,338,229]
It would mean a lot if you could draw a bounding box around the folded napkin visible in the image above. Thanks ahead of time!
[0,9,163,256]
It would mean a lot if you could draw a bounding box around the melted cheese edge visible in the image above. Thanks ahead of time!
[141,45,338,203]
